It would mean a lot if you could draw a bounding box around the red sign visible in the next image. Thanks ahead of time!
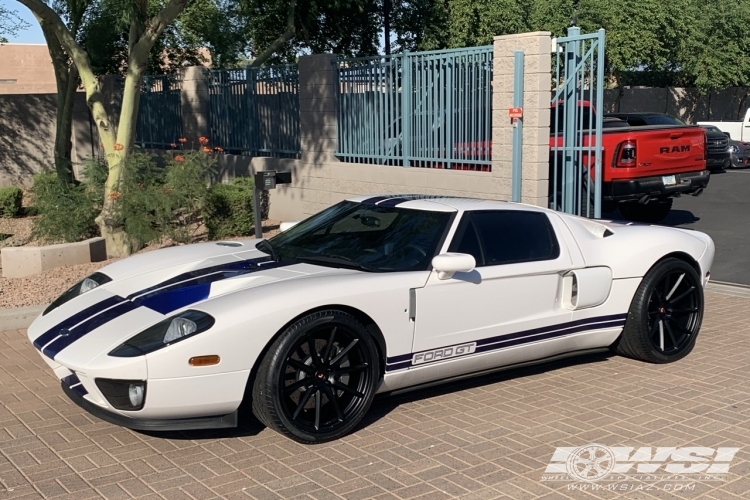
[508,107,523,119]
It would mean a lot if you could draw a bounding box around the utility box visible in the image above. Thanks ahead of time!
[253,171,292,238]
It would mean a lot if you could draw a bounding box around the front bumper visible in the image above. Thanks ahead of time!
[62,382,238,431]
[730,153,750,168]
[604,170,710,202]
[706,154,730,171]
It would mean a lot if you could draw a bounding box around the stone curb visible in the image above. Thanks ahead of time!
[0,304,48,331]
[706,281,750,298]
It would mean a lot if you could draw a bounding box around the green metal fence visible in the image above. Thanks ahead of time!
[136,74,183,149]
[207,65,300,157]
[335,46,493,170]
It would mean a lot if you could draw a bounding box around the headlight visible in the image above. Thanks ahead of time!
[43,272,111,316]
[728,145,740,153]
[109,310,215,357]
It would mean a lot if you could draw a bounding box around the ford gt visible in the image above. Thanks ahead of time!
[27,195,715,443]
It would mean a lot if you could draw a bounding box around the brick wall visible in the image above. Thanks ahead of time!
[0,44,57,95]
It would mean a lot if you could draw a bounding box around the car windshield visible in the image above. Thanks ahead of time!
[258,201,454,272]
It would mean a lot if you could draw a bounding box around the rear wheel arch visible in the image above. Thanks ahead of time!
[659,251,702,278]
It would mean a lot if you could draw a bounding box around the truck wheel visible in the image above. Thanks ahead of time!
[618,199,673,223]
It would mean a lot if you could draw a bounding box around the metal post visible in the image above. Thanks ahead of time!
[401,51,411,167]
[511,51,524,203]
[254,183,263,239]
[563,26,580,214]
[593,29,606,219]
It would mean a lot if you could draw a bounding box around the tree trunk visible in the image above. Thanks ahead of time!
[94,67,145,258]
[53,66,79,183]
[41,22,76,183]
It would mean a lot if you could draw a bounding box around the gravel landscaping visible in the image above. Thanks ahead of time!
[0,219,281,309]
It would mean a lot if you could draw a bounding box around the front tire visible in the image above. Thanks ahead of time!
[614,258,703,363]
[252,310,380,443]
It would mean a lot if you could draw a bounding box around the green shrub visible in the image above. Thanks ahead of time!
[204,177,258,240]
[0,187,23,218]
[30,173,99,243]
[110,151,214,246]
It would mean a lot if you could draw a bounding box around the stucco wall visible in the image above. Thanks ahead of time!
[0,93,95,187]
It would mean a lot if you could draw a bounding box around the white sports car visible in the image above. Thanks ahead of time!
[28,195,714,443]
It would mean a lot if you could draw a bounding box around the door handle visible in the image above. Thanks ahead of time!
[670,133,683,139]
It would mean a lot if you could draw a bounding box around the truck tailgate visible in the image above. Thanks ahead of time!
[615,126,705,177]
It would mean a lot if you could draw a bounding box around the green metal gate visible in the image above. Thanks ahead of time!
[550,27,605,218]
[335,46,493,170]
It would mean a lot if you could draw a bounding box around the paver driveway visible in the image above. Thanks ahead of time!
[1,286,749,500]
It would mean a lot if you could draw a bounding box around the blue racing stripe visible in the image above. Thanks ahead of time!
[360,196,391,205]
[32,296,124,351]
[377,197,409,207]
[135,283,211,315]
[39,257,295,358]
[43,301,139,359]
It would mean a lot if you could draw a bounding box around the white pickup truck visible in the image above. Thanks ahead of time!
[698,109,750,141]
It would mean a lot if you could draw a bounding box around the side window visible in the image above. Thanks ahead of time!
[448,215,484,266]
[470,211,560,266]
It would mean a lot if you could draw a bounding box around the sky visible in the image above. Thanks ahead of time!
[2,0,45,44]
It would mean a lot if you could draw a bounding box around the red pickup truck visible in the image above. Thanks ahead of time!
[550,101,709,222]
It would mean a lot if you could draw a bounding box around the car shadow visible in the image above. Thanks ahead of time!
[138,351,615,441]
[356,350,615,433]
[659,209,700,227]
[601,209,700,227]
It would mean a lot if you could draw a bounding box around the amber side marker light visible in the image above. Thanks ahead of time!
[189,355,220,367]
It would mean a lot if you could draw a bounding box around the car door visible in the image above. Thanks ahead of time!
[411,209,574,364]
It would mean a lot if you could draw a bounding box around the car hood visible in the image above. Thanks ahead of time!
[27,239,357,367]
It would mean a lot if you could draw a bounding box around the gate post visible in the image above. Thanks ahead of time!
[511,51,524,203]
[562,26,580,214]
[492,32,552,206]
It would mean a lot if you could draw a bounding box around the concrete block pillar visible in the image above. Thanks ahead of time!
[181,66,210,146]
[492,32,552,207]
[298,54,338,214]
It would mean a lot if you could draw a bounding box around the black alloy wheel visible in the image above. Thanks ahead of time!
[252,311,380,443]
[614,258,704,363]
[645,268,702,355]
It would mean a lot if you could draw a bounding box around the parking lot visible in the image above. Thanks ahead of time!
[1,285,749,500]
[606,168,750,286]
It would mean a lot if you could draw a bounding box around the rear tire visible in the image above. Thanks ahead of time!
[618,198,673,223]
[613,258,703,363]
[252,310,380,443]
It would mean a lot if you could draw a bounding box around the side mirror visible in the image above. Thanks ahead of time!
[279,221,299,232]
[431,253,476,280]
[725,132,731,138]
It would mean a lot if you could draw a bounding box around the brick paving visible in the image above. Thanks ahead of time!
[1,287,749,499]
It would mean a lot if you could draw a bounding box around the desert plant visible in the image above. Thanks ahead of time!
[0,187,23,218]
[203,177,258,240]
[30,173,99,243]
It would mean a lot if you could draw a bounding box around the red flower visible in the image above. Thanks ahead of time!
[175,155,185,162]
[170,143,177,148]
[109,191,122,200]
[202,147,211,153]
[198,136,209,145]
[178,137,187,143]
[213,146,224,153]
[113,143,124,151]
